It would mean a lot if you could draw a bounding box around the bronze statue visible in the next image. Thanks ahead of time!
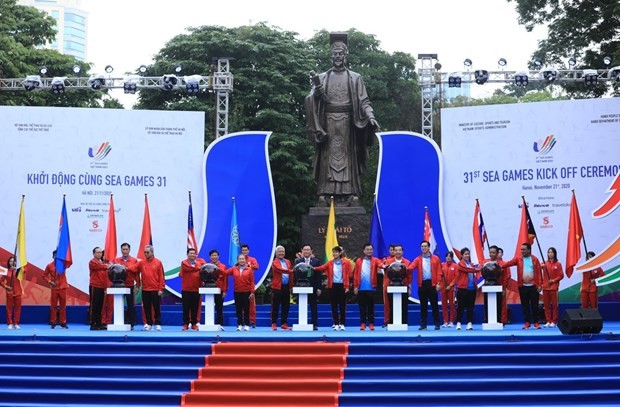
[305,32,380,207]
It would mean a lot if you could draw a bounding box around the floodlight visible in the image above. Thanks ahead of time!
[104,65,114,74]
[39,66,48,75]
[434,62,442,71]
[88,74,106,90]
[541,68,558,82]
[184,75,201,94]
[72,64,81,74]
[603,56,612,66]
[474,70,488,85]
[138,65,147,74]
[608,66,620,82]
[514,71,529,87]
[498,58,507,67]
[448,73,461,88]
[568,57,577,67]
[533,59,542,68]
[51,77,67,94]
[123,75,140,94]
[463,58,472,68]
[23,75,42,91]
[162,74,178,90]
[174,64,182,73]
[583,69,598,86]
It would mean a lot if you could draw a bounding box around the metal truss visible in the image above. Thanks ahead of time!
[0,58,234,137]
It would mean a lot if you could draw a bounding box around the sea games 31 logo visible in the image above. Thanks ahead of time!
[533,135,556,163]
[88,142,111,169]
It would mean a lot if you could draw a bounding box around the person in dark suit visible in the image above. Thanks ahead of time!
[295,245,322,330]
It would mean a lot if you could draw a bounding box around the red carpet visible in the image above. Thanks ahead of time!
[182,342,348,407]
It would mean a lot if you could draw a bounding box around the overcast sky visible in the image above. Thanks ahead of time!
[83,0,546,106]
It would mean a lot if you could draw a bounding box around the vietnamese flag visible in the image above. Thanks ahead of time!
[138,194,153,260]
[104,195,117,261]
[565,192,584,277]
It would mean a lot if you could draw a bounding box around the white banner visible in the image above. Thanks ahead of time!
[0,106,205,296]
[441,98,620,289]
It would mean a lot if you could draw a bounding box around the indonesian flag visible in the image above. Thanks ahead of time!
[565,192,584,277]
[471,200,487,265]
[424,207,437,254]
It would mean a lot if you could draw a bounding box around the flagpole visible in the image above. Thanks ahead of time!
[476,198,491,251]
[573,189,589,255]
[523,195,548,281]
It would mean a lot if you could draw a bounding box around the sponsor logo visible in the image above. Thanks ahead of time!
[88,142,112,161]
[533,135,556,156]
[540,216,553,229]
[89,220,102,232]
[71,207,82,212]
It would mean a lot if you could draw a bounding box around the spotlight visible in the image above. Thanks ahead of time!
[448,73,462,88]
[583,69,598,86]
[603,56,612,66]
[104,65,114,74]
[39,66,48,75]
[123,75,140,94]
[533,59,543,68]
[474,69,488,85]
[434,62,442,71]
[23,75,42,91]
[541,68,558,82]
[568,57,577,67]
[72,64,81,74]
[514,71,529,87]
[162,74,178,90]
[498,58,507,67]
[463,58,472,68]
[88,74,106,90]
[174,64,182,73]
[51,77,66,94]
[608,66,620,82]
[138,65,147,75]
[184,75,201,94]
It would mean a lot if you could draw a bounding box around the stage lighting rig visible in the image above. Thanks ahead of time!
[184,75,201,94]
[514,71,529,87]
[448,73,461,88]
[498,58,507,68]
[162,74,178,90]
[23,75,42,91]
[583,69,598,86]
[39,66,48,75]
[123,75,140,94]
[72,64,81,75]
[88,74,106,90]
[474,70,488,85]
[541,68,558,82]
[463,58,472,68]
[608,66,620,82]
[51,77,67,94]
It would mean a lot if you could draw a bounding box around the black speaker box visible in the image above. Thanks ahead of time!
[559,308,603,334]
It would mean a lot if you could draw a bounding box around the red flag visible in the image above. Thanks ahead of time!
[471,200,487,265]
[138,194,153,260]
[565,192,584,277]
[104,195,117,261]
[515,197,536,257]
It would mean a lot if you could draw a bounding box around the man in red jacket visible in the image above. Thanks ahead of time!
[408,240,442,330]
[354,243,384,330]
[112,243,140,329]
[209,249,227,330]
[384,245,411,325]
[581,251,605,309]
[242,244,260,328]
[180,248,206,331]
[89,247,109,330]
[271,245,293,330]
[503,242,543,329]
[381,244,396,328]
[128,245,165,331]
[43,250,69,329]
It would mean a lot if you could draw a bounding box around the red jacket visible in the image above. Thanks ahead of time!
[245,255,259,273]
[503,255,543,287]
[225,266,255,293]
[581,267,605,293]
[180,258,206,292]
[271,258,293,290]
[314,259,353,288]
[0,268,23,297]
[113,256,140,287]
[353,256,383,289]
[212,261,228,293]
[441,261,458,290]
[44,262,68,290]
[89,258,109,289]
[408,254,442,287]
[383,257,410,286]
[542,260,564,291]
[452,260,480,290]
[129,257,165,291]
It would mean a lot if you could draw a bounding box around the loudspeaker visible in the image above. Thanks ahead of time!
[559,308,603,334]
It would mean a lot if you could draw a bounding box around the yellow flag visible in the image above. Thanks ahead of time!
[324,198,339,263]
[15,196,27,280]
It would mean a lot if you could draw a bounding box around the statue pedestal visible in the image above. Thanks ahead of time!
[482,285,503,330]
[107,287,131,331]
[292,287,314,331]
[199,287,221,332]
[387,286,408,331]
[301,206,370,257]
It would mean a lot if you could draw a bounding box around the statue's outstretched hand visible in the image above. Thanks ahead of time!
[370,118,380,131]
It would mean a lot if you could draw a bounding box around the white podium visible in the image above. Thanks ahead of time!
[482,285,504,330]
[292,286,314,331]
[107,287,131,331]
[387,286,409,331]
[199,287,221,331]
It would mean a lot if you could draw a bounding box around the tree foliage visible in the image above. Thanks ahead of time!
[136,25,419,252]
[507,0,620,97]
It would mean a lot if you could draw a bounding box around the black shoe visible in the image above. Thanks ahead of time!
[60,324,68,329]
[435,325,440,330]
[419,326,427,331]
[313,326,318,331]
[251,323,256,328]
[90,325,98,331]
[51,323,56,329]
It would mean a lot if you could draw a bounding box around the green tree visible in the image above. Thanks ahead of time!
[508,0,620,97]
[0,0,112,107]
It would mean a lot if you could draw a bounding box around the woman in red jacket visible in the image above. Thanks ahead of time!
[452,248,480,330]
[542,247,564,328]
[314,246,352,331]
[1,257,23,330]
[225,254,255,331]
[440,251,458,327]
[581,251,605,309]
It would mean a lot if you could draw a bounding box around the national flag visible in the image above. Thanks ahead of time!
[471,200,488,265]
[187,191,198,250]
[138,194,153,261]
[423,207,437,255]
[55,195,73,274]
[228,197,241,267]
[14,195,27,281]
[566,191,584,278]
[104,195,117,261]
[515,196,537,256]
[324,197,339,263]
[369,196,388,259]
